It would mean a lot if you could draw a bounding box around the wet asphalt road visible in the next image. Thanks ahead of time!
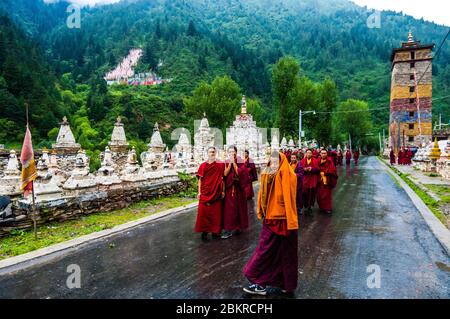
[0,156,449,299]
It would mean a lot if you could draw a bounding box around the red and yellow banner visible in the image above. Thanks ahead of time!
[20,126,37,196]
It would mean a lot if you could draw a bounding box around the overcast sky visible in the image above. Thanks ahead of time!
[351,0,450,26]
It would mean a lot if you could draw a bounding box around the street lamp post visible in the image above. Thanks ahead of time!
[299,110,316,147]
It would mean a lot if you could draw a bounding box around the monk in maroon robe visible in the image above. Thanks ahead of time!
[317,149,338,214]
[406,148,413,165]
[312,148,320,159]
[244,150,258,199]
[300,149,319,213]
[222,146,250,239]
[243,151,298,295]
[345,150,352,165]
[337,150,343,166]
[290,153,304,214]
[389,148,396,165]
[398,148,405,165]
[353,149,360,166]
[195,147,225,240]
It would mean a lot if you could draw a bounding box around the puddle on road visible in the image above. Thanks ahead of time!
[435,262,450,272]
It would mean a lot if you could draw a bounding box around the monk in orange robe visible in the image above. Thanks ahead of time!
[243,151,298,295]
[300,149,319,213]
[195,146,225,241]
[317,149,338,214]
[222,146,250,239]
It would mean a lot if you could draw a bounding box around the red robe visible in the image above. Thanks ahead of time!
[337,151,343,166]
[398,150,404,165]
[291,161,304,212]
[345,151,352,165]
[244,158,258,199]
[300,157,319,209]
[195,161,225,234]
[317,157,338,212]
[353,151,360,165]
[406,149,413,165]
[223,160,250,232]
[389,150,396,165]
[312,150,319,159]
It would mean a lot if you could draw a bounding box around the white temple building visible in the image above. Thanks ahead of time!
[225,95,265,160]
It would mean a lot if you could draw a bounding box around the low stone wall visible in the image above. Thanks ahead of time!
[0,178,189,238]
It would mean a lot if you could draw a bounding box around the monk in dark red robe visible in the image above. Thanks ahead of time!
[406,148,413,165]
[353,149,360,166]
[317,149,338,214]
[243,151,298,295]
[389,148,396,165]
[311,148,319,159]
[337,150,343,166]
[222,146,250,239]
[290,153,304,214]
[345,150,352,165]
[398,148,405,165]
[300,149,319,213]
[244,150,258,199]
[195,147,225,240]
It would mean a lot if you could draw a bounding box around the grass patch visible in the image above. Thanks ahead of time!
[0,195,196,260]
[389,165,447,225]
[424,184,450,203]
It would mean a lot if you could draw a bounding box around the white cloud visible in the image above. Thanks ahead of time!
[351,0,450,26]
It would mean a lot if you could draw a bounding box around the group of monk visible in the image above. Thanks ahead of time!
[195,146,257,241]
[194,144,342,296]
[281,147,360,168]
[389,147,413,165]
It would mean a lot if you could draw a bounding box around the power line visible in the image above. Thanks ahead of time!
[416,28,450,86]
[314,94,450,114]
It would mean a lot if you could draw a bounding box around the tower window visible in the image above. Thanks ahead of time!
[410,74,415,80]
[411,52,415,60]
[410,62,415,68]
[409,98,415,104]
[408,136,414,142]
[409,111,415,117]
[408,123,414,130]
[409,86,415,92]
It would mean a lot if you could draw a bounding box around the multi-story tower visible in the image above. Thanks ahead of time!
[389,31,434,151]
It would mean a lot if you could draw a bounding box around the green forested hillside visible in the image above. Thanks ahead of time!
[0,0,448,160]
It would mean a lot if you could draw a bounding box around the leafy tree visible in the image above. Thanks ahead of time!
[272,56,300,136]
[332,99,373,148]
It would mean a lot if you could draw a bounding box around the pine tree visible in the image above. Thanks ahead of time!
[187,20,197,36]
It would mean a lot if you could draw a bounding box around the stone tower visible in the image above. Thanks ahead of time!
[389,31,434,152]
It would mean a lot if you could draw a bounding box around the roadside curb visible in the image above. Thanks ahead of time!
[378,157,450,256]
[0,201,199,273]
